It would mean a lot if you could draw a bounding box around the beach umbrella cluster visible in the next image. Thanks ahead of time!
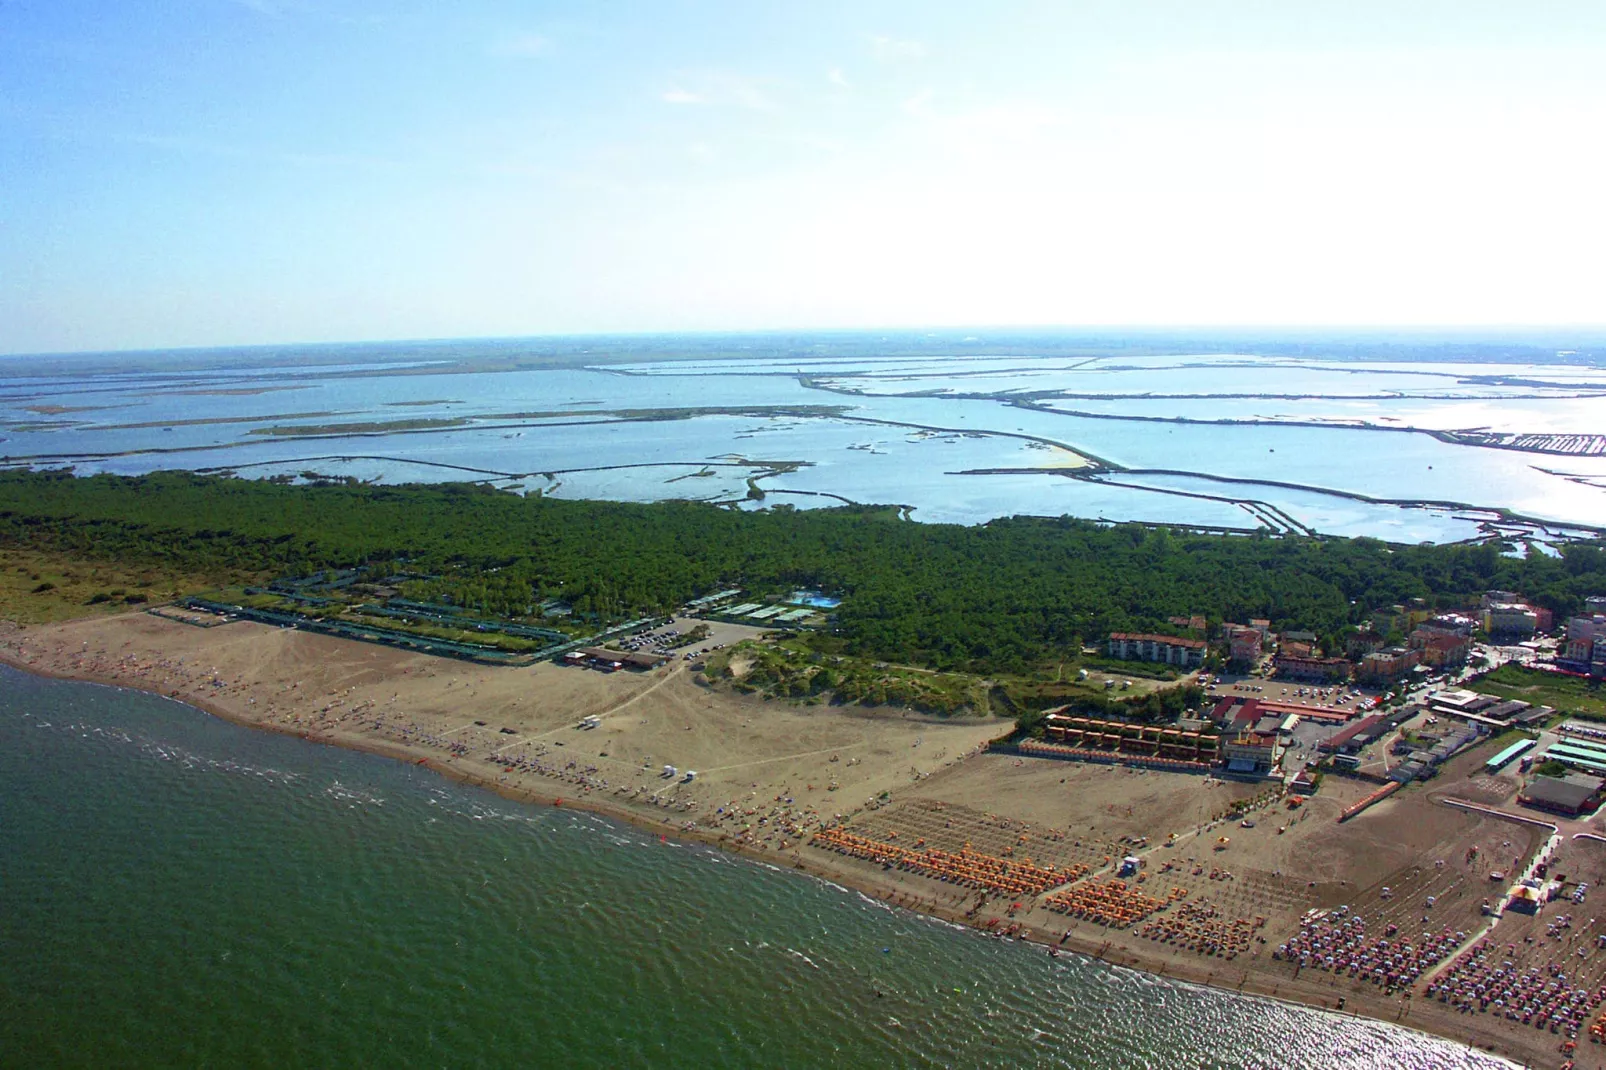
[1142,900,1262,959]
[810,826,1078,897]
[1273,908,1459,991]
[1432,940,1602,1039]
[487,750,608,791]
[1041,879,1181,929]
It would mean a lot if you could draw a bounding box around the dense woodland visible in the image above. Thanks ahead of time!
[4,471,1606,674]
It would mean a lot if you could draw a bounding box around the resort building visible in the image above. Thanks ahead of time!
[1484,603,1539,636]
[1564,634,1595,667]
[1041,712,1220,763]
[1272,652,1351,682]
[1371,603,1431,636]
[1420,613,1478,637]
[1221,730,1280,777]
[564,647,669,671]
[1563,613,1606,675]
[1410,630,1471,669]
[1223,625,1263,668]
[1345,631,1383,659]
[1105,633,1207,668]
[1357,647,1420,683]
[1371,605,1408,635]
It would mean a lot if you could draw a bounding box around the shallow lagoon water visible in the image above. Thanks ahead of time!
[4,341,1606,539]
[1028,394,1606,436]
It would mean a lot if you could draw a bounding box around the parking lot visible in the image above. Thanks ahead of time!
[617,615,774,663]
[1206,674,1378,715]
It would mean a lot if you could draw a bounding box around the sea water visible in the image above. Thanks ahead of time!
[0,664,1510,1068]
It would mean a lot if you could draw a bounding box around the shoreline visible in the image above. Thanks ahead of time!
[0,621,1536,1067]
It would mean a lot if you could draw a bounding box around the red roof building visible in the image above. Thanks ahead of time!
[1106,632,1207,668]
[1318,714,1385,753]
[1273,653,1352,682]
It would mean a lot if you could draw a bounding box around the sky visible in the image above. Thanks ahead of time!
[2,1,1605,354]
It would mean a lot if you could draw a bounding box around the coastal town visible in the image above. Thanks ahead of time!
[5,575,1606,1068]
[8,0,1606,1062]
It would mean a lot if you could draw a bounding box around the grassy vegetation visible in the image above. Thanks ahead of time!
[1075,655,1182,682]
[1475,664,1606,720]
[1481,726,1540,754]
[702,636,1199,720]
[0,548,229,625]
[704,637,1001,716]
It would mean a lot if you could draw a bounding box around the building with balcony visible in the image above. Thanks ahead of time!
[1222,730,1280,777]
[1358,647,1420,683]
[1273,653,1351,682]
[1106,633,1207,668]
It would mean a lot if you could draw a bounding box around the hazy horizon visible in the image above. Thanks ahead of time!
[6,322,1606,363]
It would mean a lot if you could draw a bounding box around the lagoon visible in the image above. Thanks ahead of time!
[4,334,1605,541]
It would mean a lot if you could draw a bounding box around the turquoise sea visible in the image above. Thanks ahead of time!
[0,664,1511,1068]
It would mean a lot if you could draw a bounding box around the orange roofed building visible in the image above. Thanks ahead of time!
[1106,632,1207,668]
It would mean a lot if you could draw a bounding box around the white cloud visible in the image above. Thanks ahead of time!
[492,34,553,58]
[900,88,935,119]
[828,67,851,89]
[658,73,775,110]
[894,88,1067,159]
[870,35,925,62]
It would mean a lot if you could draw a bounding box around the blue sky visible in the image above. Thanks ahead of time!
[2,1,1604,354]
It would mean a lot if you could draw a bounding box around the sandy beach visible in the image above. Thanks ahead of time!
[2,610,1595,1068]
